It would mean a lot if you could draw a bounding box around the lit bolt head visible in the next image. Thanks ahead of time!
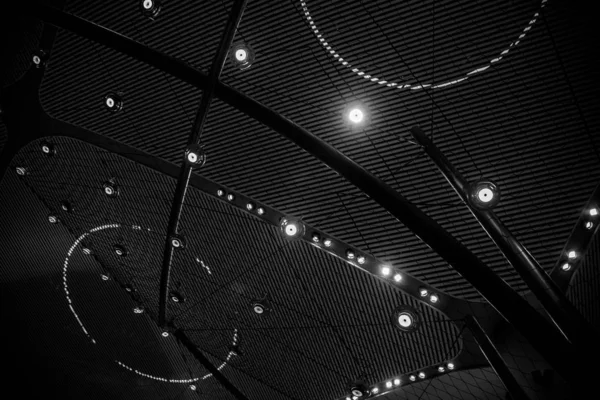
[419,288,429,297]
[567,250,577,259]
[171,296,179,303]
[32,55,41,64]
[16,167,26,176]
[143,0,153,9]
[48,215,58,223]
[101,274,109,281]
[430,294,439,303]
[253,305,264,314]
[246,203,254,211]
[381,266,391,276]
[385,381,392,389]
[42,145,50,153]
[409,375,416,382]
[357,256,366,264]
[585,221,594,230]
[590,208,598,216]
[217,189,224,197]
[393,378,400,386]
[447,363,455,370]
[257,207,265,215]
[324,239,332,247]
[161,331,169,337]
[104,186,114,196]
[346,250,355,259]
[133,307,144,314]
[227,193,235,201]
[106,97,115,108]
[187,152,198,163]
[561,263,571,271]
[418,372,426,379]
[189,385,197,391]
[393,274,402,282]
[171,238,181,248]
[438,366,445,373]
[312,233,320,243]
[371,387,378,394]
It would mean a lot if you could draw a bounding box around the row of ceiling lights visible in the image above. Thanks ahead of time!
[560,207,597,271]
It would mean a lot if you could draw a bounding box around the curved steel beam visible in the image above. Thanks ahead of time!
[22,5,589,388]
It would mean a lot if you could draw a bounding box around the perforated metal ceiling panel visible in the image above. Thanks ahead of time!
[38,0,600,301]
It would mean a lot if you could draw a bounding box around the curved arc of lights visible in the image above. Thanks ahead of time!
[300,0,547,90]
[62,223,238,383]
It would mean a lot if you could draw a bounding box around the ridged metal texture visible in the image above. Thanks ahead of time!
[568,229,600,331]
[1,136,460,400]
[0,16,43,88]
[0,120,7,154]
[38,0,600,301]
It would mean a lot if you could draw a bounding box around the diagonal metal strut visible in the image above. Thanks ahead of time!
[157,0,248,328]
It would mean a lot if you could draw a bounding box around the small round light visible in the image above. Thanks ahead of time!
[133,307,144,314]
[371,387,378,394]
[447,363,455,370]
[430,294,439,303]
[104,186,114,196]
[41,142,55,156]
[187,152,198,163]
[227,193,235,201]
[418,372,426,379]
[257,207,265,215]
[324,238,332,247]
[141,0,161,19]
[393,274,402,282]
[106,97,114,108]
[585,221,594,230]
[285,224,298,236]
[280,218,304,240]
[171,237,183,248]
[104,92,123,112]
[346,250,355,260]
[567,250,577,259]
[217,189,224,197]
[246,203,254,211]
[561,263,571,271]
[348,108,364,124]
[143,0,153,10]
[419,288,429,297]
[161,331,169,337]
[590,208,598,216]
[312,233,320,243]
[438,366,445,373]
[357,256,366,264]
[393,378,400,386]
[48,215,58,224]
[385,381,392,389]
[381,266,391,276]
[235,48,248,61]
[398,312,414,328]
[477,188,494,203]
[409,375,416,382]
[32,55,41,65]
[15,167,26,176]
[254,305,264,314]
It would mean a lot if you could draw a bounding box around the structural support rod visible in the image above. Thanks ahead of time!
[464,316,531,400]
[174,330,251,400]
[27,5,588,385]
[157,0,248,327]
[411,126,598,354]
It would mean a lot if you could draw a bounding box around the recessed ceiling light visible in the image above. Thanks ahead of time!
[567,250,577,259]
[104,92,123,112]
[470,181,500,209]
[393,378,400,386]
[140,0,161,19]
[393,274,402,282]
[230,42,255,70]
[590,208,598,216]
[409,375,416,382]
[447,362,455,370]
[418,372,426,379]
[385,381,392,389]
[279,218,305,240]
[381,266,391,276]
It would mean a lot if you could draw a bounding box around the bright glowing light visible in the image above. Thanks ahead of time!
[357,256,366,264]
[227,194,235,201]
[348,108,364,123]
[409,375,416,382]
[106,97,115,108]
[385,381,392,389]
[393,274,402,282]
[371,387,378,394]
[590,208,598,216]
[393,378,400,386]
[585,221,594,230]
[235,49,248,61]
[285,223,298,236]
[438,366,445,373]
[567,250,577,259]
[430,294,439,303]
[187,152,198,163]
[246,203,254,211]
[346,250,355,259]
[398,312,413,328]
[477,188,494,203]
[143,0,153,10]
[418,372,426,379]
[381,266,391,275]
[312,233,320,243]
[217,189,224,197]
[253,305,264,314]
[447,363,455,370]
[257,207,265,215]
[324,238,332,247]
[561,263,571,271]
[419,288,429,297]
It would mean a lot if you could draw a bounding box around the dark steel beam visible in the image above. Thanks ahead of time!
[26,6,588,386]
[411,126,598,354]
[174,330,251,400]
[463,316,531,400]
[158,0,248,327]
[549,183,600,291]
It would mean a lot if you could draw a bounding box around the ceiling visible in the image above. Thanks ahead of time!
[1,0,598,399]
